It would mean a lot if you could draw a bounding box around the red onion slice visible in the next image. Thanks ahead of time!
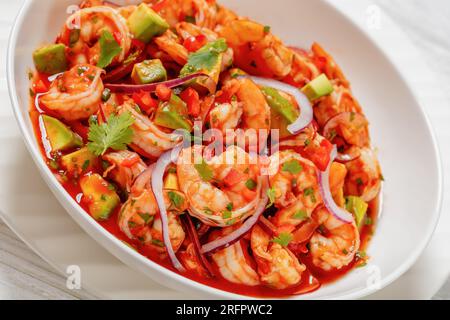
[317,146,354,223]
[240,75,313,134]
[105,73,209,94]
[201,176,269,254]
[151,144,186,272]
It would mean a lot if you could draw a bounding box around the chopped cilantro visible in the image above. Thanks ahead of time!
[272,232,292,247]
[194,158,213,182]
[87,112,134,156]
[266,187,276,208]
[97,30,122,69]
[282,160,303,174]
[180,39,228,76]
[263,25,271,33]
[292,210,307,220]
[168,191,184,208]
[245,178,257,190]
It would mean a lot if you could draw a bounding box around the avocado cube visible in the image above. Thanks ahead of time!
[127,4,169,43]
[301,74,334,101]
[61,147,99,176]
[261,87,299,124]
[154,94,192,131]
[33,44,68,75]
[345,196,369,227]
[80,174,120,221]
[131,59,167,84]
[41,115,83,152]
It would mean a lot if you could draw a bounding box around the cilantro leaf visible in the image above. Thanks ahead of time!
[194,158,214,182]
[266,187,276,208]
[292,210,308,220]
[245,179,257,191]
[168,191,184,209]
[272,232,292,247]
[87,112,134,156]
[180,39,228,75]
[282,160,303,175]
[97,30,122,69]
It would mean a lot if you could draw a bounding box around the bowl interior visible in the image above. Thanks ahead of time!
[8,0,442,299]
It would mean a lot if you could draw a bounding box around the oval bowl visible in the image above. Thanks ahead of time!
[7,0,442,299]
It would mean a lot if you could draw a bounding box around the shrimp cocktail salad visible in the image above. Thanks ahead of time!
[29,0,383,297]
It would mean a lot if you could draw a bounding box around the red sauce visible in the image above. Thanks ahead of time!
[29,75,380,298]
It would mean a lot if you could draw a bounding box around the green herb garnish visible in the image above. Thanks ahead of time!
[272,232,292,247]
[194,158,214,182]
[87,112,134,156]
[97,30,122,69]
[282,160,303,175]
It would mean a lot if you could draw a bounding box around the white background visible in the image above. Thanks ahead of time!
[0,0,448,299]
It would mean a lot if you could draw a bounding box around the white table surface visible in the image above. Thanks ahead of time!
[0,0,449,300]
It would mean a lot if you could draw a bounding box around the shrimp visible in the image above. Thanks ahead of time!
[218,19,293,78]
[251,225,305,289]
[152,0,219,29]
[40,64,104,121]
[102,150,147,192]
[210,228,260,286]
[268,151,322,228]
[119,167,187,253]
[309,206,360,271]
[314,85,363,128]
[58,6,131,67]
[117,101,182,158]
[209,100,243,133]
[177,145,262,227]
[216,77,271,132]
[283,49,321,88]
[312,43,349,88]
[154,30,189,65]
[344,148,382,202]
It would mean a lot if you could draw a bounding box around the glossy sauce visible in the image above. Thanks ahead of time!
[30,76,380,298]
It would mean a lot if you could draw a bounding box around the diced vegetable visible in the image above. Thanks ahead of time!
[41,115,83,152]
[180,39,228,93]
[132,91,158,114]
[179,88,200,117]
[80,174,120,221]
[33,44,68,75]
[131,59,167,84]
[301,74,334,100]
[261,86,299,123]
[154,94,192,131]
[164,172,179,190]
[127,3,169,43]
[61,147,98,176]
[345,196,369,227]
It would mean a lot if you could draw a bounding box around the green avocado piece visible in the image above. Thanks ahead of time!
[33,44,68,75]
[154,94,192,131]
[127,3,169,43]
[261,86,299,124]
[301,74,334,101]
[42,115,83,152]
[345,196,369,227]
[131,59,167,84]
[61,147,98,176]
[80,174,120,221]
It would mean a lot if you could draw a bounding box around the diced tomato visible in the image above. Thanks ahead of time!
[155,84,172,101]
[183,35,207,52]
[131,39,146,50]
[113,31,122,45]
[313,56,327,73]
[242,188,257,202]
[180,87,201,117]
[151,0,168,12]
[300,138,333,171]
[223,169,245,187]
[121,153,141,168]
[33,79,48,94]
[132,91,158,114]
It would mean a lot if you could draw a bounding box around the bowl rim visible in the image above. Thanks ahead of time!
[6,0,443,300]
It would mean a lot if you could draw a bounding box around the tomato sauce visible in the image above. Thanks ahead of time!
[29,76,380,298]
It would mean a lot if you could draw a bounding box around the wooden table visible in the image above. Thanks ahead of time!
[0,0,449,299]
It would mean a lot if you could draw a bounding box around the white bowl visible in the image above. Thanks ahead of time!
[7,0,442,299]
